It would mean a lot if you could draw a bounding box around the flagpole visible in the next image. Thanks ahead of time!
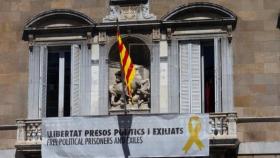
[116,19,128,115]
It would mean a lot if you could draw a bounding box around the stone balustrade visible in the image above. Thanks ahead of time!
[16,119,42,146]
[209,113,237,139]
[16,113,237,151]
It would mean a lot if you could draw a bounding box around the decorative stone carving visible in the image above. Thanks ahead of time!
[227,25,233,43]
[98,32,107,44]
[87,32,93,48]
[16,120,42,146]
[104,6,119,21]
[16,121,26,143]
[28,34,34,47]
[227,113,237,136]
[152,28,160,41]
[209,113,237,139]
[131,67,150,109]
[110,0,148,5]
[122,6,137,20]
[166,28,172,40]
[109,71,126,109]
[141,3,154,19]
[109,66,150,111]
[26,122,41,143]
[103,1,156,22]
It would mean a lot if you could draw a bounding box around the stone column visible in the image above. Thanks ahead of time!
[16,120,26,144]
[98,32,109,115]
[227,113,237,138]
[151,28,160,113]
[91,35,100,115]
[159,34,168,113]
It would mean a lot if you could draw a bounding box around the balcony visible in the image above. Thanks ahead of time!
[15,113,238,153]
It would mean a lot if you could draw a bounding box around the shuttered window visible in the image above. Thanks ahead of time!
[28,46,47,118]
[39,46,48,118]
[179,41,202,113]
[179,39,222,114]
[28,43,91,118]
[70,44,81,116]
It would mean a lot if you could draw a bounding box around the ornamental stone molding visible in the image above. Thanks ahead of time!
[103,1,156,22]
[152,28,160,41]
[98,32,107,44]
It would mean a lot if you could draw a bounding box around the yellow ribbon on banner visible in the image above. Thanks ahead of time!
[182,115,204,153]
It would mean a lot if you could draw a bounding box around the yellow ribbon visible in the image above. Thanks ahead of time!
[182,115,204,153]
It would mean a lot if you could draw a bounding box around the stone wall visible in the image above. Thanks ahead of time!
[239,156,280,158]
[238,122,280,142]
[149,0,280,117]
[0,0,108,149]
[0,0,279,150]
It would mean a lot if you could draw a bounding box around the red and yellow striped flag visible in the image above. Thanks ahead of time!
[117,31,136,96]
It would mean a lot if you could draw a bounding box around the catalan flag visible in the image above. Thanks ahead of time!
[117,31,136,96]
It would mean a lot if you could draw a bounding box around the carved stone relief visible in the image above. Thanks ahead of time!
[109,65,150,111]
[152,28,160,41]
[98,32,107,44]
[103,1,156,22]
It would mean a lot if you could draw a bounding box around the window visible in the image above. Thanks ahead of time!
[46,46,71,117]
[179,39,220,113]
[28,44,89,118]
[24,9,94,118]
[162,2,237,113]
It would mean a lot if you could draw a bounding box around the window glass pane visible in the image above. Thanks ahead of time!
[64,52,71,116]
[46,53,59,117]
[46,46,71,117]
[201,40,215,113]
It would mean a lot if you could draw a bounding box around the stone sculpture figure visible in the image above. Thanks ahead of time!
[109,67,150,111]
[141,3,153,19]
[103,6,118,21]
[131,68,150,109]
[109,71,126,110]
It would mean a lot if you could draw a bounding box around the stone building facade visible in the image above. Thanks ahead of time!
[0,0,279,157]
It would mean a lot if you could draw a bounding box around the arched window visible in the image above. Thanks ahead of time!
[23,9,95,118]
[162,2,237,26]
[23,9,95,40]
[162,3,237,113]
[108,36,151,114]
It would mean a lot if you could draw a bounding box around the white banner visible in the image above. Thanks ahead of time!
[42,114,209,158]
